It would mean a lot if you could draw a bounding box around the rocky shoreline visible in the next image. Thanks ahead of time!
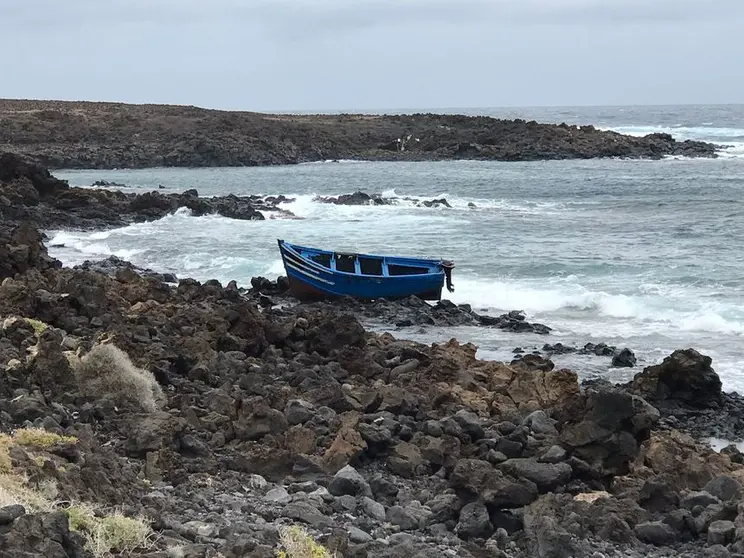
[3,155,744,558]
[0,99,720,169]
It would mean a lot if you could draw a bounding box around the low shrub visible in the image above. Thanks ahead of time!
[71,343,164,412]
[62,503,154,557]
[277,525,335,558]
[24,318,48,336]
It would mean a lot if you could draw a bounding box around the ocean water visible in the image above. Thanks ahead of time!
[47,104,744,391]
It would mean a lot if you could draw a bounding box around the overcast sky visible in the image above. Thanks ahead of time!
[2,0,743,111]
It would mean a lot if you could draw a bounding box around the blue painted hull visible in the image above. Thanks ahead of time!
[278,239,453,301]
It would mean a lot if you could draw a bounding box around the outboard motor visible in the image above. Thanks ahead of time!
[441,260,455,292]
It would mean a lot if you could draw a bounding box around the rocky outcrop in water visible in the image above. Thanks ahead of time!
[248,278,552,333]
[315,191,453,208]
[0,152,295,230]
[0,99,720,169]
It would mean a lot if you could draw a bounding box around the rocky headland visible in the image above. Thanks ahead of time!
[0,99,720,169]
[3,155,744,558]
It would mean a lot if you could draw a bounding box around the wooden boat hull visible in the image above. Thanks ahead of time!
[278,239,452,301]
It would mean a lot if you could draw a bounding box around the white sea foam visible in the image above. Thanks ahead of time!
[46,145,744,393]
[449,276,744,337]
[274,191,573,217]
[608,125,744,140]
[604,124,744,159]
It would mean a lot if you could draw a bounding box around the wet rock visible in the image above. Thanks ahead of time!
[629,348,722,408]
[612,348,637,368]
[74,255,178,284]
[316,191,390,206]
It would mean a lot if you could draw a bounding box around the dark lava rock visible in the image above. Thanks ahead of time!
[612,347,637,368]
[628,348,722,408]
[0,152,297,230]
[74,255,178,283]
[2,103,720,170]
[328,465,372,498]
[634,520,678,545]
[1,222,61,280]
[455,501,493,540]
[0,505,25,525]
[316,191,390,206]
[479,310,552,334]
[0,512,88,557]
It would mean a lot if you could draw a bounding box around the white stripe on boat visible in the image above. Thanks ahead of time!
[282,252,334,280]
[284,261,336,285]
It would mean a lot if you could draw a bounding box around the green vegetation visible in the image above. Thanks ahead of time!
[24,318,49,336]
[62,503,154,557]
[0,427,154,557]
[276,525,335,558]
[0,427,78,474]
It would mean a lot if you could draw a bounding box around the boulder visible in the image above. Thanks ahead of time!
[634,520,677,545]
[455,501,494,540]
[560,381,659,476]
[0,512,87,557]
[629,349,722,408]
[708,520,736,545]
[328,465,372,498]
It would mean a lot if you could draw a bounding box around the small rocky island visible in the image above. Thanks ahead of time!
[3,154,744,558]
[0,99,719,169]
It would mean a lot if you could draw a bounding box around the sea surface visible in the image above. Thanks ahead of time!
[47,104,744,391]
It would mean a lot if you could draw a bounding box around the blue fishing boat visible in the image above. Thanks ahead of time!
[277,239,455,301]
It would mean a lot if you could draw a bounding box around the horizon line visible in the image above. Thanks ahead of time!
[1,97,743,115]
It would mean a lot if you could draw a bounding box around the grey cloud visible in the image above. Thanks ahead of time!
[5,0,743,30]
[1,0,742,110]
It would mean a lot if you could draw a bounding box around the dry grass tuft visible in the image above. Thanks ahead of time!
[24,318,48,336]
[13,427,78,448]
[0,473,54,511]
[0,435,12,474]
[0,428,77,474]
[71,343,164,412]
[0,426,154,558]
[62,503,154,557]
[276,525,335,558]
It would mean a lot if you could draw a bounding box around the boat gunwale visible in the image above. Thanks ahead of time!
[279,239,446,280]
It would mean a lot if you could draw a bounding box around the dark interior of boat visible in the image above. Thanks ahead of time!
[304,245,431,277]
